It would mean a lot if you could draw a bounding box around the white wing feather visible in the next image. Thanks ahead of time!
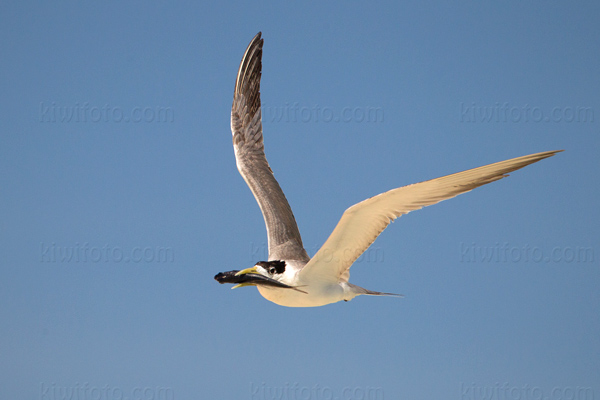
[300,150,562,283]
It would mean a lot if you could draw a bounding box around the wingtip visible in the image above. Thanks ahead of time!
[530,149,564,163]
[249,31,263,47]
[545,149,564,155]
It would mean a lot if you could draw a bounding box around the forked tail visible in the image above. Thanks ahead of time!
[348,283,404,298]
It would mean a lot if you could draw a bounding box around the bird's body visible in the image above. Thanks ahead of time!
[255,259,347,308]
[246,259,392,307]
[214,32,562,307]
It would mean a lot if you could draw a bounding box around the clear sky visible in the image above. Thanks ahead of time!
[1,1,599,399]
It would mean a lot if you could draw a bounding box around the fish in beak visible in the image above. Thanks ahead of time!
[214,270,307,293]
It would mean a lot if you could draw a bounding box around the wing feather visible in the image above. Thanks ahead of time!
[300,150,562,282]
[231,32,309,262]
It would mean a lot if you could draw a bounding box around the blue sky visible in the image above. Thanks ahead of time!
[1,1,599,399]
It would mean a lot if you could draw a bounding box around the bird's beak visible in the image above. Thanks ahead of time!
[235,266,259,276]
[231,282,256,290]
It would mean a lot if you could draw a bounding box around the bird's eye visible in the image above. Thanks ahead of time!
[269,267,276,274]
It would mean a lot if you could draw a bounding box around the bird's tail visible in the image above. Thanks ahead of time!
[348,283,404,298]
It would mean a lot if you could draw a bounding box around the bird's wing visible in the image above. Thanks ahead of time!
[299,150,562,282]
[231,32,309,262]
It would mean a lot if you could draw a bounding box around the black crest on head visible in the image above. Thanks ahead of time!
[256,260,286,274]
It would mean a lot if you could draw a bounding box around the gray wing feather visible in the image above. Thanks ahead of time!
[231,32,309,262]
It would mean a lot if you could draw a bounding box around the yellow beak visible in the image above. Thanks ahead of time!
[235,266,259,276]
[231,282,256,289]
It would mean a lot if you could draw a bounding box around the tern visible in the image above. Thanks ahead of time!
[214,32,562,307]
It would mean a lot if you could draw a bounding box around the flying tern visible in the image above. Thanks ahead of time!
[214,32,562,307]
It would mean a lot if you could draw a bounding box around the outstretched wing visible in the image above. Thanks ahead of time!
[231,32,309,262]
[299,150,562,282]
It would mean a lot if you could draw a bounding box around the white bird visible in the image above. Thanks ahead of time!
[214,32,562,307]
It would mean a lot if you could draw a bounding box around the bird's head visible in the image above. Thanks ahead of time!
[214,260,306,293]
[237,260,287,281]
